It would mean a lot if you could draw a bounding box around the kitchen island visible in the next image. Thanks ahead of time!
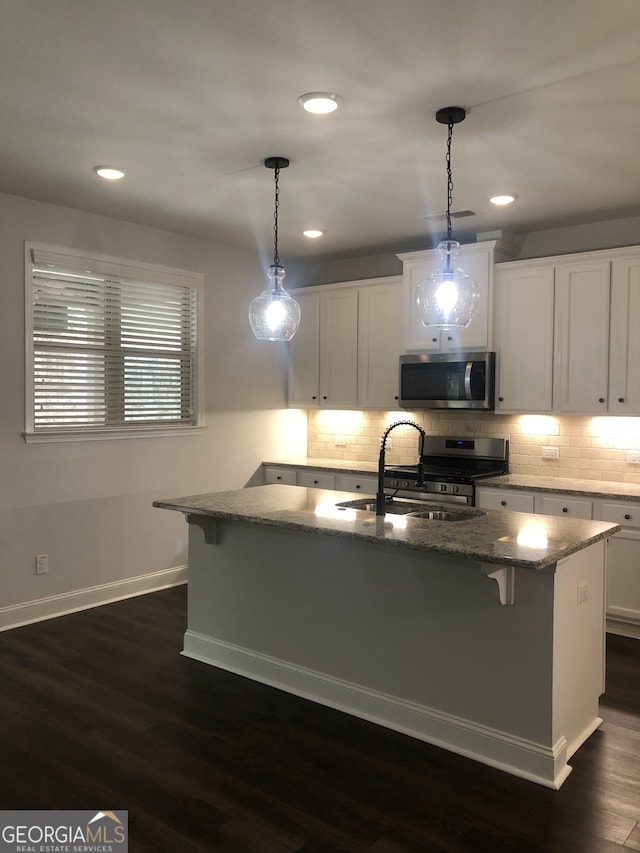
[154,484,620,789]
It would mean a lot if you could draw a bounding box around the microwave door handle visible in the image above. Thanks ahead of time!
[464,361,473,400]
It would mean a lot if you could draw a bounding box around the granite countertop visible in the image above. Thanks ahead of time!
[265,459,640,502]
[154,485,619,571]
[479,474,640,502]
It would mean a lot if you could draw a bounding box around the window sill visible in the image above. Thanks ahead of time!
[23,425,206,444]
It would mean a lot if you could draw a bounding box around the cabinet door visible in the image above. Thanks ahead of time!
[605,530,640,627]
[400,242,495,352]
[539,495,592,519]
[609,254,640,414]
[287,291,320,406]
[553,260,610,413]
[495,264,554,412]
[336,473,378,494]
[297,471,336,489]
[357,278,402,409]
[320,289,359,408]
[264,466,298,485]
[475,488,535,513]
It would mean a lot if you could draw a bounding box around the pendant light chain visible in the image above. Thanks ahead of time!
[273,165,280,267]
[445,118,454,242]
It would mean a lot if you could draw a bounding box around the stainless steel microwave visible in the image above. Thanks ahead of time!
[399,352,496,410]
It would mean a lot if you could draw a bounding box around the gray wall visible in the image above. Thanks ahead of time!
[0,192,307,622]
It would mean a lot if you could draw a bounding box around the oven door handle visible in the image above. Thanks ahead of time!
[464,361,473,400]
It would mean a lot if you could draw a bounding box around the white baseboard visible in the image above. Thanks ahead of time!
[0,565,187,632]
[607,618,640,639]
[183,629,572,790]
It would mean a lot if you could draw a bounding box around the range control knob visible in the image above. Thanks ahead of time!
[389,479,398,488]
[438,483,448,492]
[401,480,410,489]
[451,484,459,494]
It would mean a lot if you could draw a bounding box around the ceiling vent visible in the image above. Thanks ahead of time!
[425,209,476,221]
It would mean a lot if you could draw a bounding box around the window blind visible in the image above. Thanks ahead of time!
[28,248,199,433]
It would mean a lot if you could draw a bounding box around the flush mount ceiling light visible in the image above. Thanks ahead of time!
[297,92,341,114]
[490,194,516,206]
[303,229,325,239]
[415,106,479,329]
[248,157,301,342]
[93,166,125,180]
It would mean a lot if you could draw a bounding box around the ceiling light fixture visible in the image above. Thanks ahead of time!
[248,157,301,342]
[415,107,478,329]
[490,194,516,206]
[297,92,341,114]
[93,166,125,181]
[303,229,325,239]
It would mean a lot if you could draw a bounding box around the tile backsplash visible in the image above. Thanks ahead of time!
[307,410,640,484]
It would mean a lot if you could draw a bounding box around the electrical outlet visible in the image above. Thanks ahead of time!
[628,451,640,464]
[541,446,559,459]
[334,435,347,447]
[577,582,589,604]
[36,554,48,575]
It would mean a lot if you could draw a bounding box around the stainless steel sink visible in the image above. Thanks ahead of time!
[334,498,485,521]
[406,509,485,522]
[334,498,424,515]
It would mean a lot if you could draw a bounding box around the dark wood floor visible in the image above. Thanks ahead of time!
[1,586,639,852]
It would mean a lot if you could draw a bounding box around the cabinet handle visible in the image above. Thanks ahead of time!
[432,337,438,343]
[356,484,361,489]
[394,395,399,400]
[498,396,504,402]
[323,395,328,400]
[313,480,319,485]
[625,513,631,520]
[312,395,317,400]
[447,335,453,341]
[276,476,282,481]
[562,507,568,513]
[619,397,625,403]
[598,398,605,404]
[500,500,507,506]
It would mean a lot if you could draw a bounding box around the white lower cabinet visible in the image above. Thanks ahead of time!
[336,473,378,494]
[475,487,535,513]
[264,466,298,486]
[297,471,336,489]
[476,485,640,635]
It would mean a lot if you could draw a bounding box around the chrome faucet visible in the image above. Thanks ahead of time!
[376,420,426,516]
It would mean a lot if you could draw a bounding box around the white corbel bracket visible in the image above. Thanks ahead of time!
[481,563,515,606]
[185,513,218,545]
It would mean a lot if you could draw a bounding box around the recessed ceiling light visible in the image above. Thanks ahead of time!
[303,229,325,239]
[489,194,516,206]
[297,93,341,114]
[93,166,126,181]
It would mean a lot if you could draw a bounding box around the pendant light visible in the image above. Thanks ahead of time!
[416,107,479,329]
[248,157,301,341]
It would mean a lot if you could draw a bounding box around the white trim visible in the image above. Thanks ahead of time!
[23,426,206,444]
[607,618,640,639]
[182,630,573,790]
[0,565,187,632]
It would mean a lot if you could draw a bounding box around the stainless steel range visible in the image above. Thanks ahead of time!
[383,435,509,506]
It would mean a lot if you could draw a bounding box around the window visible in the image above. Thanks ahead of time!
[25,243,203,442]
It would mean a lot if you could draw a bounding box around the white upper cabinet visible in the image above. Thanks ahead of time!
[357,277,402,409]
[398,240,513,353]
[287,276,402,410]
[553,259,611,413]
[495,264,555,413]
[608,253,640,414]
[287,286,359,408]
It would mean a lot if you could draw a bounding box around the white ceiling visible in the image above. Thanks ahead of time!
[1,0,640,261]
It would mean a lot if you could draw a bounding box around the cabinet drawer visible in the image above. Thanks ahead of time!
[298,471,336,489]
[539,495,592,519]
[598,501,640,528]
[336,473,377,494]
[475,488,535,513]
[264,466,298,486]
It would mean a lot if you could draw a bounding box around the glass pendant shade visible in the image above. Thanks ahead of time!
[248,264,301,341]
[415,239,479,328]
